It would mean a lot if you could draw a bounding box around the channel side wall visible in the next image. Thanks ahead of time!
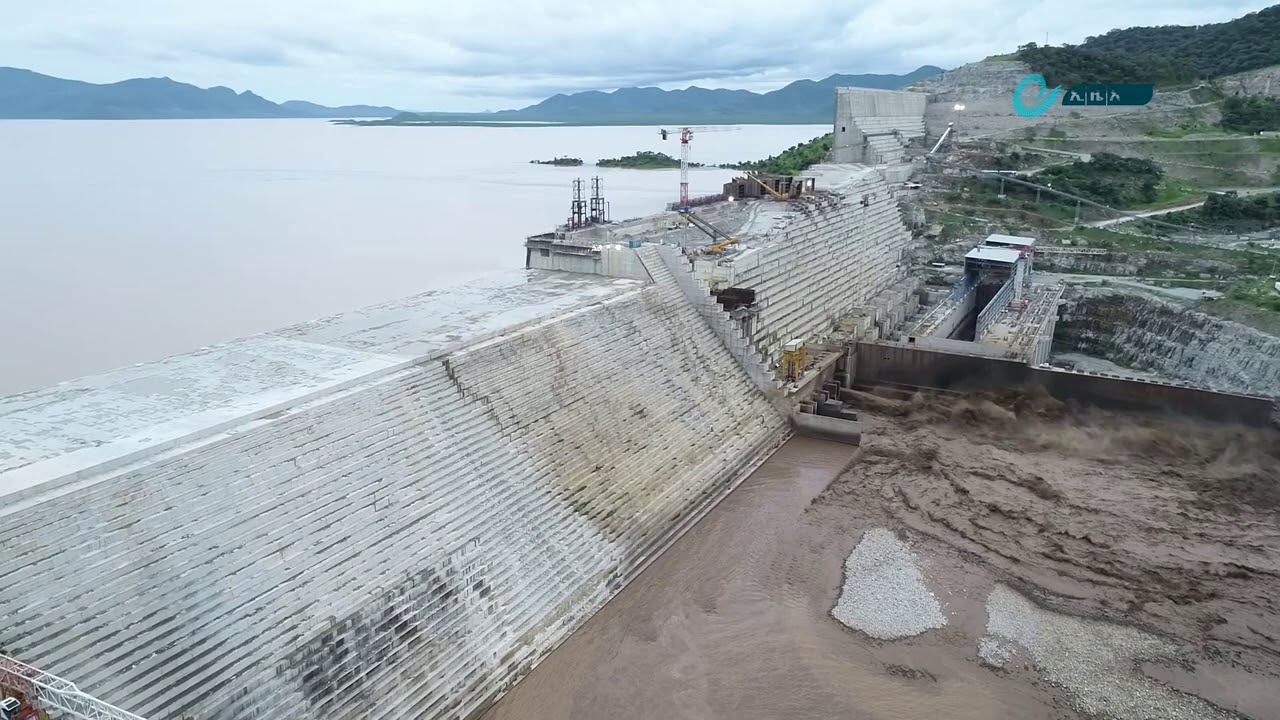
[908,286,976,341]
[975,277,1016,341]
[854,342,1277,426]
[1055,288,1280,397]
[0,269,787,720]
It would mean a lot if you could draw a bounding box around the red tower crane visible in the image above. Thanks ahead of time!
[658,125,739,206]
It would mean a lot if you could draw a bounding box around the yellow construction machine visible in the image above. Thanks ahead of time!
[781,339,807,382]
[677,207,739,254]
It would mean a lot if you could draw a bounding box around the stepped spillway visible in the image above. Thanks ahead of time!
[3,84,937,719]
[678,166,916,370]
[0,264,788,720]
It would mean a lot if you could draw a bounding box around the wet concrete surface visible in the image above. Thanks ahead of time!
[483,388,1280,720]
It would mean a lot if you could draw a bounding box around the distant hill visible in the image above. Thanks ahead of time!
[1080,5,1280,79]
[279,100,402,118]
[1016,4,1280,88]
[386,66,944,125]
[0,67,399,119]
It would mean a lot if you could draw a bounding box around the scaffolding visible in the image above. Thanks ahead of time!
[588,176,610,224]
[568,177,610,229]
[0,655,144,720]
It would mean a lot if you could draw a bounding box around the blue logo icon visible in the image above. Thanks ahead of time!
[1012,74,1062,118]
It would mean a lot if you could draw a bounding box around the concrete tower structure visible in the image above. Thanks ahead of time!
[830,87,929,165]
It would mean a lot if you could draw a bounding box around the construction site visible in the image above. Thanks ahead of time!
[2,82,1278,720]
[905,233,1064,364]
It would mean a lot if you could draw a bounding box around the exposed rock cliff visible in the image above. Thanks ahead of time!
[1054,287,1280,396]
[1219,64,1280,99]
[911,57,1223,140]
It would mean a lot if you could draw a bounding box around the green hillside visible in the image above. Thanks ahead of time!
[1017,5,1280,87]
[1015,44,1196,87]
[725,134,833,175]
[1080,5,1280,79]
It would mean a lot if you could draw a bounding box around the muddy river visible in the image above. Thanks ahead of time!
[483,389,1279,720]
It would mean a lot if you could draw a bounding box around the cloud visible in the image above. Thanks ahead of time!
[1,0,1274,111]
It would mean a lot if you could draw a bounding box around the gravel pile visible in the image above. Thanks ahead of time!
[977,637,1016,667]
[981,584,1236,720]
[831,528,946,639]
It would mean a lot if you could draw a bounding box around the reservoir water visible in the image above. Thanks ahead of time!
[0,120,826,394]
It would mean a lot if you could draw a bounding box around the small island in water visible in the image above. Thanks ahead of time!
[596,151,703,169]
[530,156,584,166]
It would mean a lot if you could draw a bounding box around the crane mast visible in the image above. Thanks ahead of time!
[658,125,739,206]
[679,127,693,206]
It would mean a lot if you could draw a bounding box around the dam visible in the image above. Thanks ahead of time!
[3,88,1278,720]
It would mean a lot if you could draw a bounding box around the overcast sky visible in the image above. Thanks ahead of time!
[2,0,1275,111]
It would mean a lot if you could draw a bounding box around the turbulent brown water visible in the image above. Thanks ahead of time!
[483,391,1280,720]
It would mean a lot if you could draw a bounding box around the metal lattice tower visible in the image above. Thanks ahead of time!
[658,126,740,206]
[679,127,693,205]
[589,176,609,224]
[569,178,587,229]
[0,654,145,720]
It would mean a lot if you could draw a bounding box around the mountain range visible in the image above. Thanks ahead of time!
[0,65,944,123]
[389,66,945,125]
[0,67,399,119]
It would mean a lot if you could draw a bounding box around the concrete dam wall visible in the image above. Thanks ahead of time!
[1054,287,1280,397]
[688,168,913,370]
[0,266,787,719]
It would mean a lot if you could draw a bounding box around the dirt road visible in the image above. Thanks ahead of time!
[1087,187,1280,228]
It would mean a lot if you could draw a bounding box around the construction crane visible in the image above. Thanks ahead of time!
[1,653,145,720]
[658,125,739,205]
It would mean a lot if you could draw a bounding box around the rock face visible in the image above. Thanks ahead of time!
[912,59,1035,137]
[909,57,1217,140]
[1219,64,1280,98]
[1054,287,1280,396]
[1033,250,1236,278]
[912,59,1032,100]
